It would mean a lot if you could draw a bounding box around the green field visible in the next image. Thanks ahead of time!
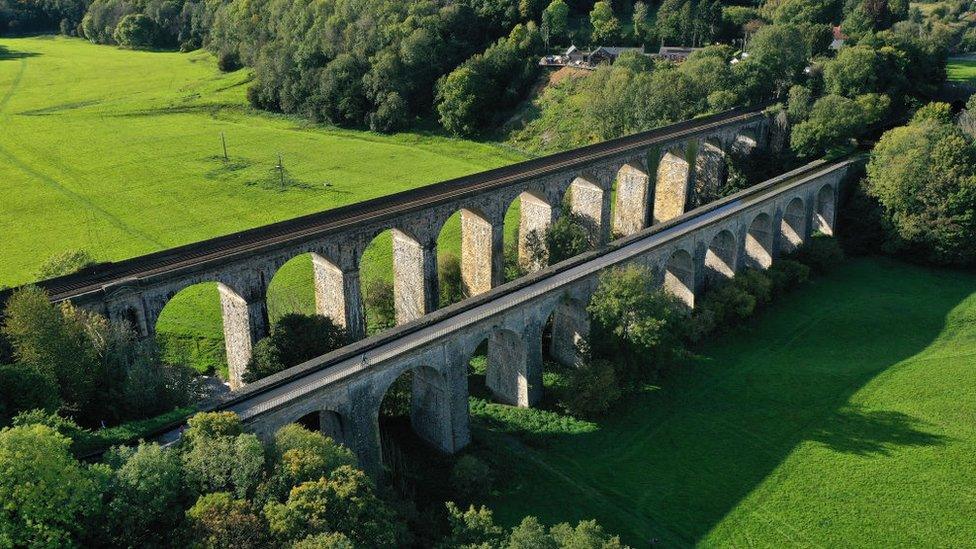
[0,36,526,373]
[476,257,976,546]
[947,56,976,83]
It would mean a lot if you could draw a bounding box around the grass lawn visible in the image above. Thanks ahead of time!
[947,57,976,83]
[474,256,976,547]
[0,36,526,374]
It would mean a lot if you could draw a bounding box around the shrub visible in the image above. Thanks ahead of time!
[789,235,845,273]
[450,455,492,502]
[547,212,596,264]
[186,492,267,549]
[217,50,241,72]
[244,314,347,383]
[698,282,756,327]
[258,424,356,503]
[557,357,622,417]
[364,278,396,333]
[732,269,773,307]
[11,409,95,455]
[0,365,60,424]
[767,259,810,295]
[113,13,158,48]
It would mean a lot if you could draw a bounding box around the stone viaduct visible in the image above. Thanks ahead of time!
[201,157,853,478]
[25,106,771,390]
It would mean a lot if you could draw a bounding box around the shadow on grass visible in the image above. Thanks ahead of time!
[466,257,969,546]
[0,45,40,61]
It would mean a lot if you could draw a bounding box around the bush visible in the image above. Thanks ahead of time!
[557,358,622,417]
[217,50,241,72]
[364,279,396,333]
[113,13,159,48]
[0,365,60,425]
[244,314,347,383]
[732,269,773,307]
[105,443,185,547]
[789,235,845,273]
[450,455,492,502]
[186,492,267,549]
[439,252,464,307]
[767,259,811,295]
[698,282,757,327]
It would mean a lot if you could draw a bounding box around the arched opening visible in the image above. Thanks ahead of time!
[154,281,263,389]
[437,207,496,307]
[266,253,317,325]
[654,144,692,224]
[504,190,551,279]
[378,365,455,492]
[546,297,589,368]
[732,128,759,156]
[745,212,774,269]
[360,228,432,334]
[664,249,695,308]
[815,184,835,236]
[705,230,736,288]
[780,197,806,254]
[692,139,726,209]
[567,175,606,245]
[613,162,651,237]
[292,410,348,447]
[155,282,227,379]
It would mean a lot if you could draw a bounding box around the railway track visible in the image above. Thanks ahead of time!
[21,105,768,303]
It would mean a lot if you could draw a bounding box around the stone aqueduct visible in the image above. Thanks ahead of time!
[17,106,856,474]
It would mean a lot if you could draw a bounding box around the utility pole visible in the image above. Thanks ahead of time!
[276,153,285,188]
[220,132,228,161]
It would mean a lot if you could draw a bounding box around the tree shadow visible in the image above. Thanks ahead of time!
[0,45,40,61]
[473,257,974,546]
[807,405,947,456]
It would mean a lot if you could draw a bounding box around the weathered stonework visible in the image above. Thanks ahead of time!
[391,229,437,325]
[613,163,651,237]
[654,146,692,224]
[460,209,495,296]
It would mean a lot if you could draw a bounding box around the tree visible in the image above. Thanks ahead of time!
[823,45,884,98]
[586,264,689,383]
[439,252,465,307]
[542,0,569,44]
[632,2,652,46]
[865,117,976,265]
[105,443,185,548]
[589,1,621,44]
[113,13,159,48]
[656,0,687,45]
[549,520,625,547]
[436,503,506,548]
[244,313,348,383]
[182,412,265,499]
[0,364,60,424]
[259,424,356,502]
[265,466,401,547]
[0,424,105,547]
[186,492,267,549]
[745,24,808,97]
[364,278,396,333]
[790,93,890,156]
[547,212,596,264]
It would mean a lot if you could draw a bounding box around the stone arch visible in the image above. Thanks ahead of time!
[506,189,553,276]
[290,409,349,447]
[705,229,737,287]
[613,162,651,237]
[780,197,806,253]
[692,138,727,209]
[264,252,355,335]
[815,184,836,236]
[378,363,455,457]
[153,280,264,390]
[733,128,759,156]
[544,295,590,367]
[359,227,435,334]
[664,248,695,308]
[654,144,692,224]
[567,175,607,245]
[745,212,774,269]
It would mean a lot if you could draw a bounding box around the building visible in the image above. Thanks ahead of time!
[657,46,702,63]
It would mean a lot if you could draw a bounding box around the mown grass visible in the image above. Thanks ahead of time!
[474,257,976,546]
[947,57,976,83]
[0,36,527,375]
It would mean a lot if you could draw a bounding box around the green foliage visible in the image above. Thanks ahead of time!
[547,212,596,264]
[910,101,953,125]
[589,1,621,45]
[542,0,570,44]
[587,264,689,384]
[438,502,506,548]
[264,465,401,547]
[0,424,105,548]
[766,259,811,295]
[182,413,264,498]
[0,364,60,425]
[450,454,492,502]
[557,357,622,417]
[437,24,544,136]
[105,442,185,548]
[787,235,845,273]
[292,532,355,549]
[259,424,356,503]
[865,116,976,265]
[36,249,96,279]
[438,502,626,548]
[184,411,243,441]
[186,492,268,549]
[244,313,347,383]
[113,13,159,48]
[786,85,813,123]
[790,93,890,157]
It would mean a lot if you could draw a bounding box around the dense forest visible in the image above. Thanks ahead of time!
[2,0,968,141]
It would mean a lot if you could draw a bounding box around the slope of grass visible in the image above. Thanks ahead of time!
[477,257,976,547]
[947,57,976,83]
[0,36,527,374]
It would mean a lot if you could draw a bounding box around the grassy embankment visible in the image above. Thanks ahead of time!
[0,36,527,375]
[471,256,976,546]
